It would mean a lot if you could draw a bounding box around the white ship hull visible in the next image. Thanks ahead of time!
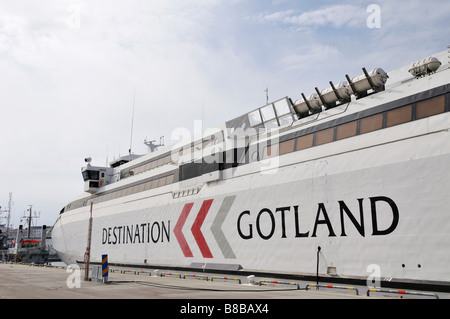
[52,51,450,289]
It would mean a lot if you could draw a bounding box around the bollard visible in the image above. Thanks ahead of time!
[102,254,108,284]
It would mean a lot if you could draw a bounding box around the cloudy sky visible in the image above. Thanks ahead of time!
[0,0,449,228]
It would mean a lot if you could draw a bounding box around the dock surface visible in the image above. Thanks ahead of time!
[1,262,446,317]
[1,262,448,299]
[0,263,365,299]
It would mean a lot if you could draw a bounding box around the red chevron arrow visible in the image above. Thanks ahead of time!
[174,202,194,257]
[191,199,214,258]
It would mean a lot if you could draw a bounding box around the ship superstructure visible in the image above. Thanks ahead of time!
[52,50,450,290]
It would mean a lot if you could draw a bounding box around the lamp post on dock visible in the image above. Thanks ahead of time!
[84,202,93,281]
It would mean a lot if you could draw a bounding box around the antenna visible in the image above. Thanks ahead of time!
[129,87,136,156]
[21,205,40,238]
[144,136,165,153]
[7,192,12,234]
[264,85,269,104]
[0,192,13,239]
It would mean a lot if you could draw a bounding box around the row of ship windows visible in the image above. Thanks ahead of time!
[72,94,446,210]
[123,138,217,178]
[262,95,446,158]
[124,154,172,177]
[84,174,175,206]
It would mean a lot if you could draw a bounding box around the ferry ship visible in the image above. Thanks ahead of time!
[52,49,450,291]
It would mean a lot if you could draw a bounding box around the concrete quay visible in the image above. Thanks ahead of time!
[0,263,358,299]
[0,262,447,300]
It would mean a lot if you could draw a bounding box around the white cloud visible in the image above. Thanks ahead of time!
[287,5,366,28]
[257,10,294,23]
[256,4,367,29]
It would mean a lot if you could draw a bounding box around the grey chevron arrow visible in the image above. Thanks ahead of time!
[210,195,236,259]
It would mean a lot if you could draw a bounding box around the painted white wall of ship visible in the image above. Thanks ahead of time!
[52,109,450,283]
[52,53,450,284]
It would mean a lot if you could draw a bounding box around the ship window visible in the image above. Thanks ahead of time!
[144,181,152,190]
[150,179,159,189]
[82,170,99,181]
[158,177,167,187]
[279,139,295,155]
[260,104,276,121]
[166,174,174,185]
[179,162,201,181]
[82,171,89,181]
[386,105,412,127]
[163,155,172,165]
[157,157,165,167]
[296,134,314,151]
[262,144,279,159]
[203,154,221,173]
[336,121,357,140]
[274,99,290,116]
[315,127,334,146]
[90,170,99,180]
[416,95,445,119]
[89,181,99,188]
[248,110,262,126]
[359,113,383,134]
